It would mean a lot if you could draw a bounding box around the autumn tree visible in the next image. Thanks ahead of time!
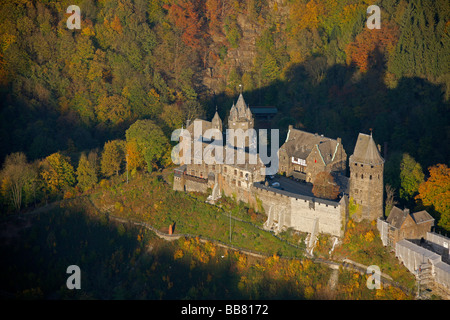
[76,153,98,192]
[312,171,340,200]
[416,164,450,232]
[125,120,171,172]
[346,21,399,72]
[40,153,76,195]
[399,153,424,202]
[95,95,131,125]
[101,140,124,177]
[165,0,203,50]
[0,153,37,212]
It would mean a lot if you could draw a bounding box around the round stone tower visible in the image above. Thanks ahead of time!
[349,132,384,221]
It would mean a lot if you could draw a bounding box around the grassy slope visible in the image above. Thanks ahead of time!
[88,172,304,258]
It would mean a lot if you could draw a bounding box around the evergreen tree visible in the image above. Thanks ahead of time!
[101,140,124,178]
[76,153,98,192]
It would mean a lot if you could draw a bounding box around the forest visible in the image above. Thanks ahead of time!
[0,0,448,231]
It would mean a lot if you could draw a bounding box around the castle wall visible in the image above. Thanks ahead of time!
[290,197,345,237]
[253,185,346,238]
[184,176,209,193]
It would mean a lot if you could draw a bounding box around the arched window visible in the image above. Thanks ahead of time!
[361,174,364,179]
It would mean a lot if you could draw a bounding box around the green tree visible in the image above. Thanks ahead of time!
[399,153,424,202]
[76,153,98,192]
[101,140,124,177]
[125,120,170,172]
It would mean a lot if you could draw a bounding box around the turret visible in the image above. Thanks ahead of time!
[349,132,384,221]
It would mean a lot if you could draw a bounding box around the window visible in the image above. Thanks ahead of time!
[356,173,358,178]
[370,175,372,180]
[240,171,243,177]
[224,167,227,173]
[234,169,237,175]
[361,174,364,179]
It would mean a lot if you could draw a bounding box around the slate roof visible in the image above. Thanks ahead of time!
[387,206,434,229]
[281,128,340,164]
[411,210,434,224]
[386,206,408,229]
[212,111,222,126]
[185,119,212,139]
[350,133,384,165]
[229,94,252,121]
[250,107,278,114]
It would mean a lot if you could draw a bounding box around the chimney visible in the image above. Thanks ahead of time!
[337,137,341,144]
[288,125,293,131]
[186,119,191,128]
[377,144,381,152]
[404,208,410,216]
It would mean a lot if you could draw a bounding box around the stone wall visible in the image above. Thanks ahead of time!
[349,162,384,221]
[395,239,450,291]
[426,232,450,263]
[184,175,209,193]
[253,184,347,238]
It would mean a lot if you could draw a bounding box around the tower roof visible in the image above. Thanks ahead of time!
[212,110,222,126]
[233,93,252,120]
[350,133,384,165]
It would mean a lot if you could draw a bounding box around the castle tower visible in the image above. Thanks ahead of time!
[349,132,384,221]
[211,107,222,132]
[227,93,254,148]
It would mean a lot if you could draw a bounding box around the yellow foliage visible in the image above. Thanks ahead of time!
[174,249,184,260]
[302,259,312,271]
[304,286,315,299]
[364,231,375,242]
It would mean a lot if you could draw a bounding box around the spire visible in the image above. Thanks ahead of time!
[235,93,248,119]
[351,133,384,165]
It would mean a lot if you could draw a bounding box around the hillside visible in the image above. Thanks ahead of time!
[0,171,415,299]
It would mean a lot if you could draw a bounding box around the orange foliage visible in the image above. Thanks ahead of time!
[205,0,222,32]
[165,0,203,49]
[110,15,123,34]
[346,21,399,72]
[416,164,450,229]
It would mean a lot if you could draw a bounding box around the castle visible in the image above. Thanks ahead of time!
[173,94,385,239]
